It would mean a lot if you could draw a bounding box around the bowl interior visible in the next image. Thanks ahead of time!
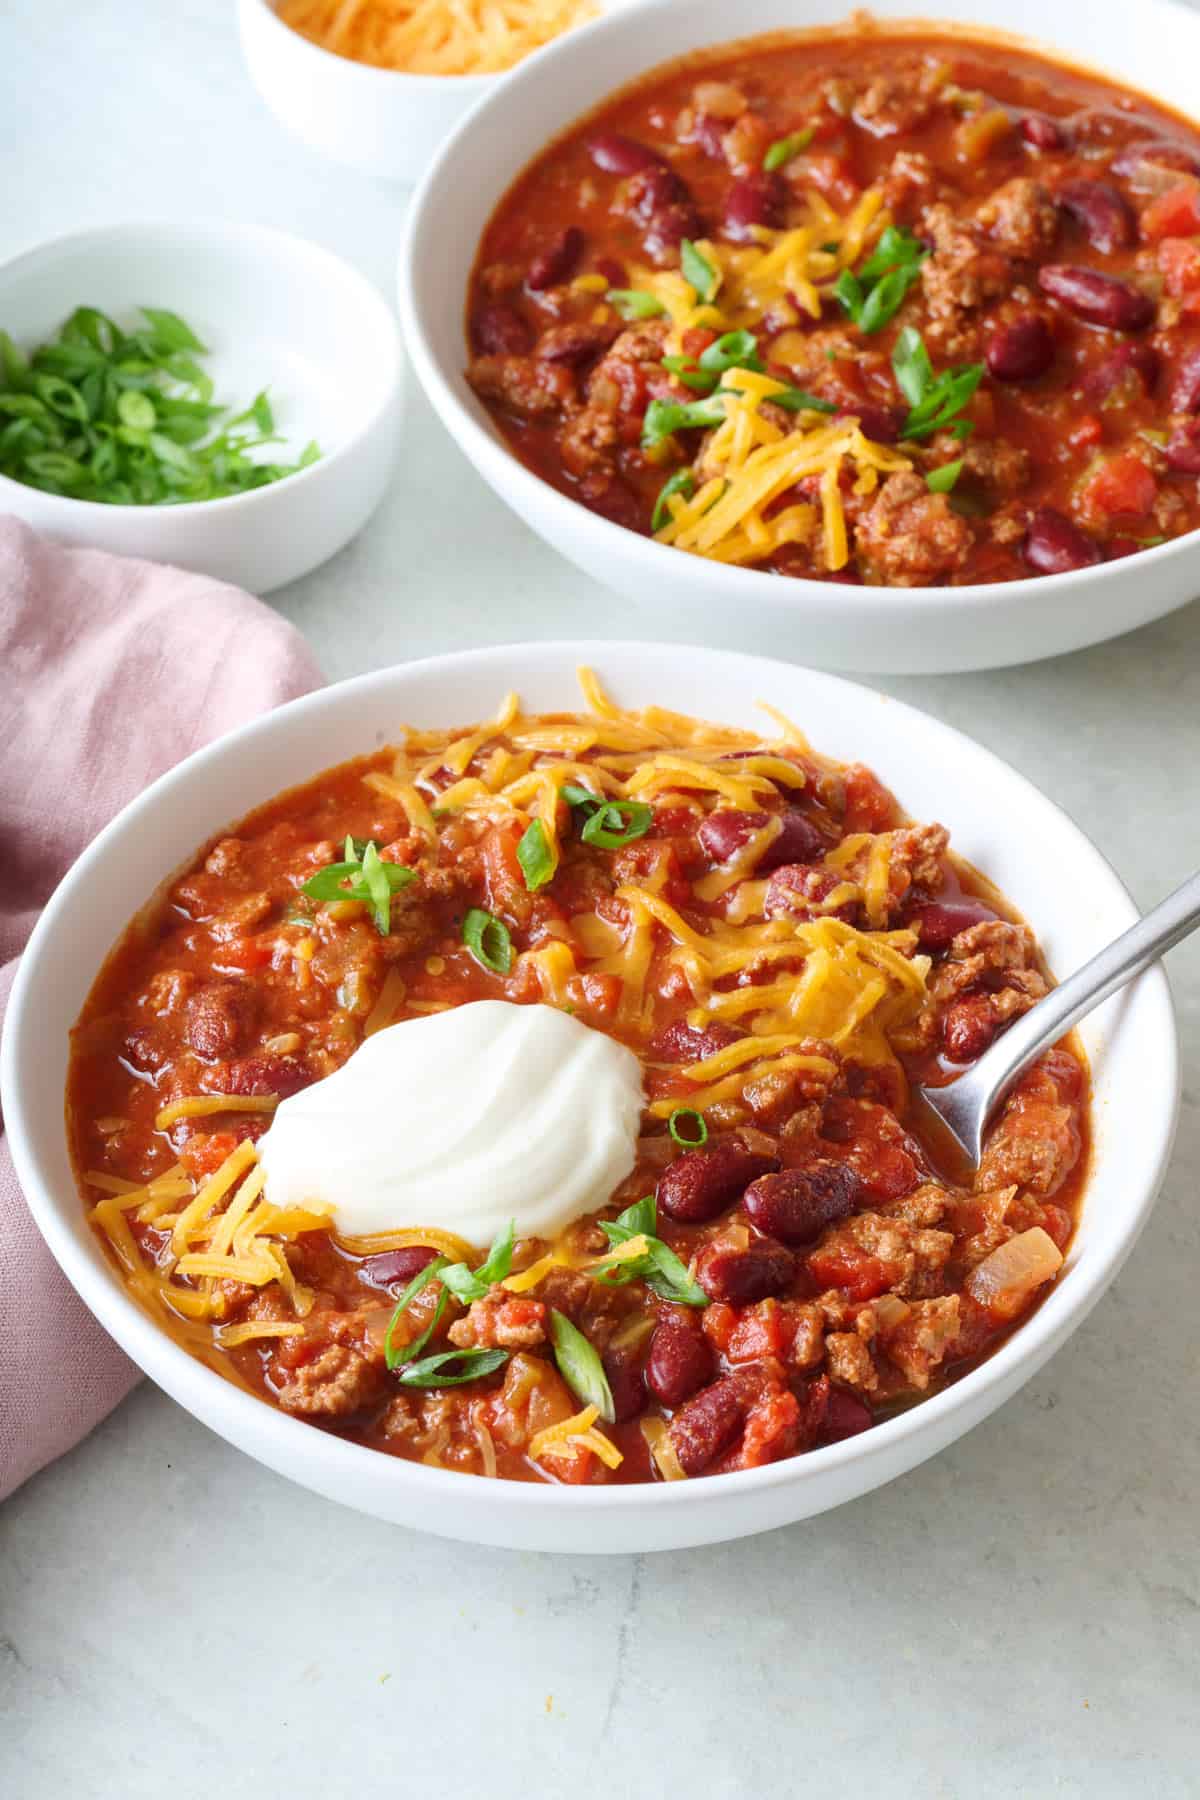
[0,222,399,491]
[1,643,1178,1546]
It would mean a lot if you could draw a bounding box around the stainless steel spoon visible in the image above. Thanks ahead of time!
[918,869,1200,1168]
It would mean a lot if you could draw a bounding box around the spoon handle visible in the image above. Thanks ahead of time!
[936,868,1200,1161]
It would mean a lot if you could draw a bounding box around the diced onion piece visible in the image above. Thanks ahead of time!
[641,1417,687,1481]
[965,1227,1063,1321]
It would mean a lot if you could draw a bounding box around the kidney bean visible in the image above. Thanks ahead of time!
[1021,113,1067,152]
[534,319,621,366]
[838,402,901,442]
[657,1140,781,1225]
[1037,264,1155,332]
[1085,341,1160,404]
[526,226,584,293]
[1022,507,1102,575]
[1169,347,1200,414]
[603,1346,648,1423]
[764,863,858,924]
[907,896,998,950]
[185,980,257,1059]
[471,301,533,356]
[647,1018,743,1062]
[742,1161,865,1246]
[645,1320,715,1409]
[985,314,1055,382]
[361,1246,439,1290]
[819,1385,875,1444]
[695,1237,796,1305]
[593,255,626,289]
[724,169,788,241]
[1104,536,1141,561]
[225,1052,311,1099]
[1056,178,1135,253]
[1111,138,1200,181]
[623,165,701,264]
[942,994,1000,1063]
[588,130,665,176]
[699,807,825,870]
[668,1375,746,1474]
[1165,419,1200,473]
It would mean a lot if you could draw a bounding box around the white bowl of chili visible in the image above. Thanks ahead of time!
[1,642,1179,1552]
[0,219,402,593]
[399,0,1200,672]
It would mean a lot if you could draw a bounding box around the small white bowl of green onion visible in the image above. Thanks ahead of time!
[0,220,402,593]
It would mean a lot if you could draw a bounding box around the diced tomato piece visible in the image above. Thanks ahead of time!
[726,1299,789,1362]
[842,764,897,833]
[1142,181,1200,241]
[807,1245,898,1302]
[701,1302,737,1355]
[214,935,274,973]
[1039,1203,1073,1250]
[566,970,623,1024]
[481,823,531,920]
[551,1443,594,1485]
[178,1129,246,1180]
[1067,414,1104,452]
[803,151,860,210]
[1159,238,1200,314]
[1078,452,1157,519]
[681,326,718,358]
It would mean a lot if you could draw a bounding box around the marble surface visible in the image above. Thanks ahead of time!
[2,4,1198,1793]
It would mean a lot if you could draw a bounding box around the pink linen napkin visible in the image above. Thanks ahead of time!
[0,516,323,1502]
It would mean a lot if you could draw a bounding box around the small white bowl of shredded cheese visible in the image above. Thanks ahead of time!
[238,0,614,184]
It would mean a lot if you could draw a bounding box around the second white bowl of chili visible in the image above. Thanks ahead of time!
[399,0,1200,672]
[1,641,1180,1550]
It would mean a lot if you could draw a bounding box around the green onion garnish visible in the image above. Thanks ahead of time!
[462,906,513,975]
[680,239,721,303]
[437,1220,517,1305]
[302,837,416,936]
[768,386,838,415]
[516,818,555,891]
[641,393,727,450]
[394,1347,509,1388]
[651,469,696,531]
[606,289,666,321]
[892,327,984,442]
[763,126,814,171]
[0,306,319,505]
[662,331,766,395]
[549,1309,615,1423]
[592,1196,708,1307]
[834,226,928,336]
[580,800,654,848]
[668,1107,709,1147]
[925,459,964,494]
[383,1256,448,1371]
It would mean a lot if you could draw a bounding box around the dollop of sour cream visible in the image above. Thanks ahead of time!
[258,1000,645,1246]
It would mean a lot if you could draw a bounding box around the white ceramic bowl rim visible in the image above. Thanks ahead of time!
[1,641,1180,1530]
[398,0,1200,614]
[0,217,402,519]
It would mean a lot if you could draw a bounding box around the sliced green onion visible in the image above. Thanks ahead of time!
[680,238,720,303]
[438,1220,517,1304]
[301,838,415,936]
[763,126,814,172]
[516,818,555,890]
[926,460,963,494]
[668,1107,709,1147]
[579,799,654,848]
[549,1309,615,1423]
[601,1196,657,1243]
[383,1256,448,1371]
[394,1347,510,1388]
[606,289,665,321]
[463,906,513,975]
[641,393,727,450]
[835,227,928,335]
[651,469,696,532]
[892,327,984,442]
[768,385,838,415]
[594,1196,709,1307]
[0,306,318,505]
[698,330,764,375]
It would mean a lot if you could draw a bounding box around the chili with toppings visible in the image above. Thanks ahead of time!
[69,675,1089,1483]
[466,29,1200,585]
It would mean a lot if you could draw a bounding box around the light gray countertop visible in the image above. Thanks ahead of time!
[2,4,1198,1793]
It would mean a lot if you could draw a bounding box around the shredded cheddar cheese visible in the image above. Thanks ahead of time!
[276,0,596,76]
[529,1404,623,1471]
[154,1093,278,1131]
